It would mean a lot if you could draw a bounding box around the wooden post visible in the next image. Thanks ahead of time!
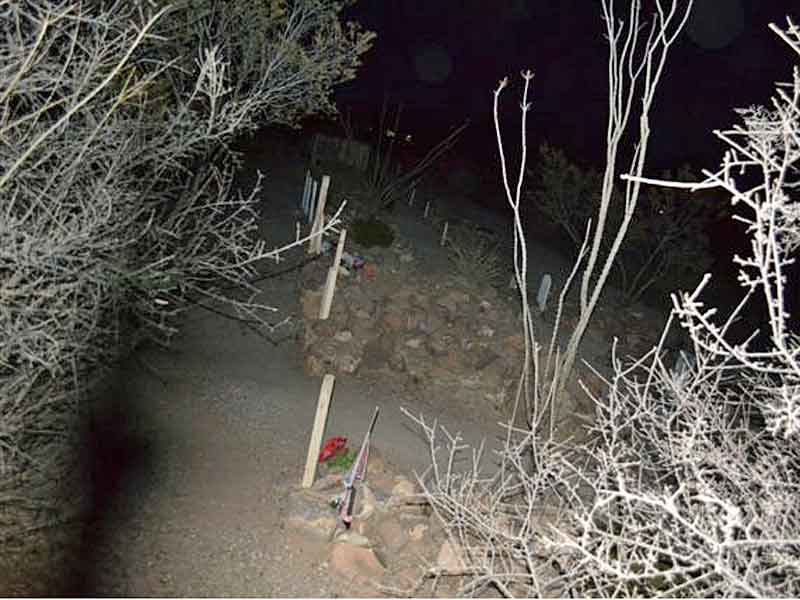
[301,170,311,219]
[308,179,318,225]
[440,221,449,246]
[306,178,319,253]
[302,374,336,488]
[310,175,331,254]
[320,228,347,320]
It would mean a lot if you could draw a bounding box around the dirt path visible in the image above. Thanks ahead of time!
[0,128,668,597]
[74,135,503,596]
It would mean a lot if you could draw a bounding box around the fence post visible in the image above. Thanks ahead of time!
[302,374,336,488]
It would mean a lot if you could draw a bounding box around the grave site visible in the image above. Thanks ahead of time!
[3,2,799,597]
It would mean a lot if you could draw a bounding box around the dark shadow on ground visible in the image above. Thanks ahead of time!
[63,371,159,596]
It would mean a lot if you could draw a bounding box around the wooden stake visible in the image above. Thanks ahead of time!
[302,374,336,488]
[332,227,347,268]
[320,228,347,319]
[440,221,449,246]
[302,170,311,218]
[306,178,319,253]
[424,201,430,219]
[310,175,331,254]
[308,179,318,225]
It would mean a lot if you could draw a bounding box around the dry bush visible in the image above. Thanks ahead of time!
[406,7,800,598]
[532,144,723,306]
[0,0,371,545]
[530,142,603,247]
[613,165,723,305]
[444,222,505,287]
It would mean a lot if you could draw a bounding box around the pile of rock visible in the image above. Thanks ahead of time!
[297,230,669,427]
[300,263,525,413]
[283,449,453,597]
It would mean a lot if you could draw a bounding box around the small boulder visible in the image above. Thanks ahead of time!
[285,489,337,538]
[476,324,495,338]
[334,330,354,343]
[403,337,424,349]
[408,523,428,542]
[368,474,397,499]
[390,477,418,501]
[381,310,406,332]
[356,484,378,520]
[373,515,408,552]
[393,566,423,589]
[334,530,372,547]
[301,289,323,320]
[329,543,386,582]
[354,308,371,320]
[335,353,361,374]
[392,347,432,382]
[426,331,455,356]
[503,333,525,355]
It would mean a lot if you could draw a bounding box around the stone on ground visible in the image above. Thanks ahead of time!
[328,542,385,584]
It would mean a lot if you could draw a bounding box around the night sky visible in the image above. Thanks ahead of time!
[340,0,797,171]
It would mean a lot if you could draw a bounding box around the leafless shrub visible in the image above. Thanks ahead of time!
[445,223,505,287]
[533,144,724,305]
[540,331,799,597]
[407,8,800,598]
[530,142,603,247]
[401,407,588,598]
[0,0,370,544]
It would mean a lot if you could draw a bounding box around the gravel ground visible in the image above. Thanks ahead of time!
[58,134,503,596]
[2,129,656,596]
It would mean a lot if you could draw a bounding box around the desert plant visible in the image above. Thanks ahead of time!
[0,0,370,548]
[366,98,469,214]
[613,164,725,304]
[492,0,693,423]
[534,147,724,305]
[144,0,375,126]
[444,222,505,287]
[557,0,693,402]
[531,142,604,247]
[406,9,800,600]
[554,41,800,589]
